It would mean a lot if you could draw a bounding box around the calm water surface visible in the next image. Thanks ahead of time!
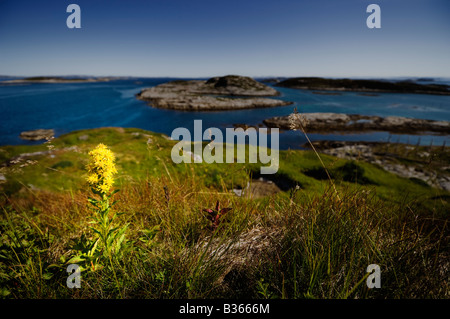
[1,77,449,149]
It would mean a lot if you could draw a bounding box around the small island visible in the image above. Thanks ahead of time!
[276,77,450,95]
[263,113,450,135]
[136,75,292,111]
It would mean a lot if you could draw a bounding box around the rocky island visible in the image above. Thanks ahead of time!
[263,113,450,135]
[276,77,450,95]
[136,75,292,111]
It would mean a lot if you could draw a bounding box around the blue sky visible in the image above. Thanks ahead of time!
[0,0,449,78]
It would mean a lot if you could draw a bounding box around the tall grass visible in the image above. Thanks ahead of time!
[1,166,447,298]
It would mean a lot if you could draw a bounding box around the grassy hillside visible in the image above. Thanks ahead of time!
[0,127,448,298]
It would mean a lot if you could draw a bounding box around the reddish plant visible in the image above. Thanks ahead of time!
[203,200,232,231]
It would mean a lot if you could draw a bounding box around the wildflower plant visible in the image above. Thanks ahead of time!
[69,144,128,273]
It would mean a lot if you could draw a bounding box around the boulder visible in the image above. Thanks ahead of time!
[19,129,54,141]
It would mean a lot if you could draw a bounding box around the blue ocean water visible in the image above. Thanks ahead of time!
[0,77,449,149]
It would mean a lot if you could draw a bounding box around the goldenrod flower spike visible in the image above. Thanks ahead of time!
[86,143,117,194]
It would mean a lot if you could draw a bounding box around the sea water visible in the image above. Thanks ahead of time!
[0,77,449,149]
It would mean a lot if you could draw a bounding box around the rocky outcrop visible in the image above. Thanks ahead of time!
[136,75,292,111]
[306,141,450,191]
[263,113,450,134]
[0,146,80,168]
[203,75,280,96]
[19,129,54,141]
[276,77,450,95]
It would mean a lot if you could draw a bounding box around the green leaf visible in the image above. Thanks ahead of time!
[47,263,63,269]
[91,187,102,196]
[88,226,101,236]
[0,273,11,280]
[67,255,85,264]
[43,272,53,280]
[114,234,125,254]
[142,225,160,240]
[107,227,119,238]
[0,287,10,297]
[88,238,99,257]
[87,197,99,206]
[111,200,119,207]
[113,225,128,253]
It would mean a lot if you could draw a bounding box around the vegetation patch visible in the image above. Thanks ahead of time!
[0,127,448,299]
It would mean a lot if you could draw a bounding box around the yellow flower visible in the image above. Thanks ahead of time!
[87,174,99,184]
[99,183,111,194]
[86,143,117,194]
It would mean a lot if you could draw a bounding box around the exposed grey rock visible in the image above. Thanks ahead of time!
[20,129,55,141]
[27,184,39,191]
[137,75,292,111]
[233,178,281,198]
[203,75,279,96]
[307,141,450,191]
[19,129,54,141]
[78,134,89,141]
[439,180,450,192]
[1,146,80,167]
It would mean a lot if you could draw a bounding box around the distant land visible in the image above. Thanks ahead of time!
[275,77,450,95]
[1,76,121,84]
[2,75,449,96]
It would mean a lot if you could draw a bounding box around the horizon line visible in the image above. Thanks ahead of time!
[2,74,450,80]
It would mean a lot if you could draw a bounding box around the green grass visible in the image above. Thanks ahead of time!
[0,127,448,299]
